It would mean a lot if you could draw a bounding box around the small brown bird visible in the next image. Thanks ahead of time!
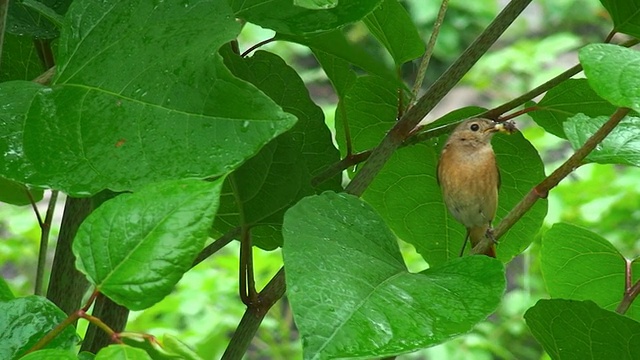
[437,118,514,257]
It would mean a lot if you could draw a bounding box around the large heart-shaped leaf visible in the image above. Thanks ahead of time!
[283,192,505,359]
[19,349,78,360]
[525,299,640,360]
[541,223,640,321]
[96,345,151,360]
[213,49,341,249]
[0,0,296,196]
[599,0,640,38]
[73,178,223,310]
[565,114,640,167]
[231,0,383,35]
[528,79,619,139]
[579,44,640,112]
[363,0,424,65]
[0,296,77,359]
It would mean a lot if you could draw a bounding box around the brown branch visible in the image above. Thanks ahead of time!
[616,259,640,314]
[472,107,631,255]
[35,190,59,296]
[482,64,582,120]
[346,0,533,196]
[47,197,92,316]
[313,35,640,185]
[482,37,639,120]
[311,150,372,187]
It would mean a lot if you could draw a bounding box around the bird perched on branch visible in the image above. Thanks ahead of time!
[437,118,516,257]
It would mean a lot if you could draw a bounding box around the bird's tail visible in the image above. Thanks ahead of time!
[468,226,496,258]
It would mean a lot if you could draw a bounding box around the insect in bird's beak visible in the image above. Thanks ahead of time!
[486,120,518,134]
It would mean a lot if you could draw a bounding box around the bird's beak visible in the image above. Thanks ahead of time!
[486,121,517,134]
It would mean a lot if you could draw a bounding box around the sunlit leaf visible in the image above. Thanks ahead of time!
[283,192,505,359]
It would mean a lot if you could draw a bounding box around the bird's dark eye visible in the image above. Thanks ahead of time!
[470,123,480,131]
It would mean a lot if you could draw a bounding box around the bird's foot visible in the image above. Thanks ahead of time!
[485,228,498,245]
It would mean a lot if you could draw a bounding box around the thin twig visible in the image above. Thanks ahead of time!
[410,0,450,103]
[498,105,539,122]
[241,37,276,57]
[346,0,533,196]
[0,0,10,69]
[604,29,616,43]
[26,189,45,228]
[239,226,254,305]
[472,107,631,254]
[311,150,372,187]
[191,227,240,267]
[482,64,582,120]
[35,190,59,296]
[33,65,56,85]
[82,311,119,340]
[340,103,354,156]
[483,37,639,120]
[24,310,82,355]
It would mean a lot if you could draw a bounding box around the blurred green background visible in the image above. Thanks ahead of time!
[2,0,634,359]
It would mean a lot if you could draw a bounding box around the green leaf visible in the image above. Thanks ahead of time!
[78,352,95,360]
[19,349,77,360]
[0,296,77,360]
[364,132,547,266]
[162,334,203,360]
[294,0,339,10]
[214,49,341,249]
[283,192,505,359]
[579,44,640,112]
[73,178,224,311]
[335,75,398,157]
[599,0,640,38]
[0,276,15,301]
[278,30,397,83]
[231,0,383,35]
[21,0,66,29]
[525,299,640,360]
[0,0,296,196]
[540,223,640,320]
[312,49,357,98]
[0,82,47,186]
[121,334,182,360]
[0,33,44,82]
[0,176,43,206]
[363,0,425,65]
[529,79,619,138]
[6,0,70,39]
[96,345,152,360]
[565,114,640,167]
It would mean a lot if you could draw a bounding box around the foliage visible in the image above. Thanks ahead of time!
[1,0,640,359]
